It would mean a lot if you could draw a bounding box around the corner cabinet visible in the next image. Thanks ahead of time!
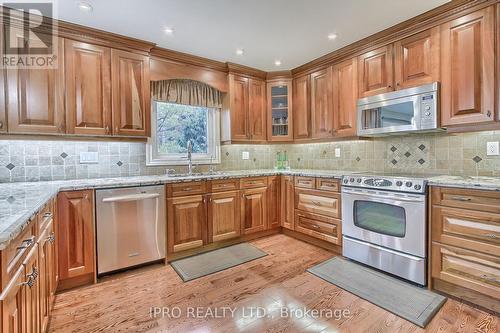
[267,80,293,141]
[440,6,496,126]
[111,49,151,137]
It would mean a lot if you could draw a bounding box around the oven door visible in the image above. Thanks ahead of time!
[357,95,421,136]
[341,187,426,257]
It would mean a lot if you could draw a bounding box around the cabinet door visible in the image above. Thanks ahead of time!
[229,74,249,140]
[111,49,150,136]
[310,68,334,139]
[167,195,207,253]
[65,40,112,135]
[441,6,495,126]
[267,80,293,141]
[6,35,65,134]
[241,187,267,234]
[38,224,51,333]
[394,27,440,89]
[248,78,267,141]
[57,190,95,288]
[23,245,40,333]
[358,45,394,98]
[292,75,310,140]
[208,191,241,243]
[0,266,24,333]
[0,24,6,133]
[268,176,280,229]
[280,176,294,230]
[332,58,358,137]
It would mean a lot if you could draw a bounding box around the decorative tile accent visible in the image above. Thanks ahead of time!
[473,156,482,163]
[390,146,397,152]
[356,157,361,162]
[6,196,15,204]
[418,159,425,165]
[116,161,123,167]
[60,152,68,159]
[6,163,15,170]
[418,144,426,151]
[391,159,398,165]
[225,152,229,156]
[404,152,411,158]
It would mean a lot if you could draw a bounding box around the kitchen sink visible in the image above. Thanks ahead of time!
[166,171,225,178]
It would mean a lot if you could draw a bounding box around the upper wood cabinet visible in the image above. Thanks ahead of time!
[440,6,496,126]
[268,176,280,229]
[6,36,65,134]
[228,74,266,142]
[292,75,311,140]
[310,68,334,139]
[241,187,267,234]
[248,78,267,141]
[357,45,394,98]
[57,190,95,290]
[267,80,293,141]
[65,40,112,136]
[332,58,358,137]
[394,27,440,89]
[111,49,150,137]
[208,190,241,243]
[167,195,207,253]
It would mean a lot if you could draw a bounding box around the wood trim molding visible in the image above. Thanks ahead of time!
[291,0,499,76]
[266,71,293,81]
[227,62,267,80]
[150,47,228,73]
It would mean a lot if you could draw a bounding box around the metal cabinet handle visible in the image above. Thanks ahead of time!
[450,196,472,202]
[21,275,35,288]
[480,274,499,283]
[43,212,53,219]
[17,236,35,250]
[105,126,110,134]
[0,121,3,129]
[484,233,498,239]
[311,225,320,229]
[487,110,492,118]
[183,187,193,191]
[47,232,56,243]
[312,201,322,206]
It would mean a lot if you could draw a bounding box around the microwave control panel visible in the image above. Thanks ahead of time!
[419,92,438,128]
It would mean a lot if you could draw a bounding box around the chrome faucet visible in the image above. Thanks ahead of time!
[186,140,194,175]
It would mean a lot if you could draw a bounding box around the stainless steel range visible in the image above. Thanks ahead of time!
[341,174,427,285]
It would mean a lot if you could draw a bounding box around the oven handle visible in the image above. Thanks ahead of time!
[344,236,425,261]
[342,188,425,203]
[102,193,160,203]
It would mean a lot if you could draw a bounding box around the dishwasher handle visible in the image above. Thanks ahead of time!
[102,193,160,203]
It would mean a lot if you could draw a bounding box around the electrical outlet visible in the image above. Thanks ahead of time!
[242,151,250,160]
[486,142,499,156]
[335,148,341,158]
[80,152,99,164]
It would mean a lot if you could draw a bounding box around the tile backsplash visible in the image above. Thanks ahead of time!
[1,130,500,182]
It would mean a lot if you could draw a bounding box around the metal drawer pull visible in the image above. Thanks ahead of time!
[47,232,56,243]
[312,201,322,206]
[451,196,472,202]
[480,274,499,283]
[17,236,35,250]
[103,193,160,202]
[43,212,53,218]
[484,234,498,239]
[183,187,193,191]
[311,225,320,229]
[22,275,35,288]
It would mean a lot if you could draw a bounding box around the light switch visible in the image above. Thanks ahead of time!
[242,151,250,160]
[335,148,341,158]
[80,152,99,164]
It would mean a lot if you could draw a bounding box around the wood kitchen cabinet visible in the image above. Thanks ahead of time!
[111,49,150,137]
[208,190,241,243]
[65,40,112,136]
[310,68,334,139]
[268,176,280,229]
[38,219,55,333]
[267,80,293,141]
[357,45,394,98]
[23,244,40,333]
[393,27,440,89]
[57,190,95,290]
[241,187,268,234]
[280,176,294,230]
[248,78,267,141]
[5,35,65,134]
[0,266,25,333]
[440,6,496,126]
[292,75,311,140]
[332,58,358,137]
[167,195,207,253]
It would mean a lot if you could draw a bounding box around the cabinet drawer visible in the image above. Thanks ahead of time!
[240,176,268,189]
[209,179,240,192]
[431,187,500,214]
[431,206,500,256]
[431,243,500,301]
[315,178,339,192]
[294,176,315,189]
[295,211,341,245]
[166,181,207,197]
[3,218,36,282]
[295,188,340,218]
[37,200,54,237]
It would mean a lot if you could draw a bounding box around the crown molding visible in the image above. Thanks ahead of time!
[227,62,267,80]
[150,47,228,73]
[266,70,292,81]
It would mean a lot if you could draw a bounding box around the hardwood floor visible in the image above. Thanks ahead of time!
[49,234,498,333]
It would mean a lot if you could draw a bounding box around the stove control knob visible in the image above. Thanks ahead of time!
[396,181,403,186]
[405,181,413,188]
[343,179,348,184]
[414,184,422,191]
[357,178,362,183]
[349,178,355,182]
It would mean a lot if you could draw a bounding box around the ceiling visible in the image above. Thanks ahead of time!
[56,0,449,71]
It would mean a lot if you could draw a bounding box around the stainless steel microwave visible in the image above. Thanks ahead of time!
[357,82,441,136]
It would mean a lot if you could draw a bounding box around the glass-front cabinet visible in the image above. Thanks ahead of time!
[267,80,293,141]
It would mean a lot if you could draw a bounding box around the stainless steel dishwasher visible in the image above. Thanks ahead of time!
[96,185,166,275]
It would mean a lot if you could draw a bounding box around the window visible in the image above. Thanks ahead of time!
[147,101,220,165]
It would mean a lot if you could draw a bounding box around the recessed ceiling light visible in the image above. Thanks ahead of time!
[274,60,282,66]
[328,33,338,40]
[236,48,244,56]
[77,1,93,13]
[164,27,174,35]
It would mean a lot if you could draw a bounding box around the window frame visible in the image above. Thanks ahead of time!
[146,101,221,166]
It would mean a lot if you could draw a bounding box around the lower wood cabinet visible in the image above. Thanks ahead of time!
[57,190,95,290]
[280,176,294,230]
[38,219,56,333]
[295,211,341,245]
[23,245,40,333]
[241,187,268,235]
[0,265,25,333]
[167,195,207,253]
[208,191,241,243]
[268,176,280,229]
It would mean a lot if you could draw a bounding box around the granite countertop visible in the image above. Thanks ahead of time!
[1,169,499,250]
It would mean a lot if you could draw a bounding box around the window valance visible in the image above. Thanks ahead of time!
[151,79,223,109]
